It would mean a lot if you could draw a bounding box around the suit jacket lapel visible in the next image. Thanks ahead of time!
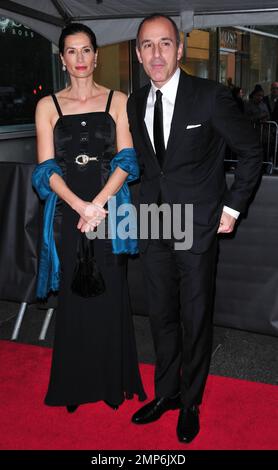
[165,71,196,165]
[135,83,158,162]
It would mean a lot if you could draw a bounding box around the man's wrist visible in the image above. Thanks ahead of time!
[223,205,240,219]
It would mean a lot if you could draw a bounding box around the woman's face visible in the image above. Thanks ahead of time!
[253,91,264,103]
[61,32,97,79]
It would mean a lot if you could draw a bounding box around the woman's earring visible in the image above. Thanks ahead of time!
[62,64,66,72]
[94,61,97,69]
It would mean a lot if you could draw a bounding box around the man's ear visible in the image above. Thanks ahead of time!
[177,41,184,62]
[136,47,143,64]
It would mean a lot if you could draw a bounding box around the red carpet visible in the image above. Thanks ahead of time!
[0,340,277,450]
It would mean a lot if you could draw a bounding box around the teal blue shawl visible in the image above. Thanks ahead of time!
[31,159,62,299]
[108,148,139,255]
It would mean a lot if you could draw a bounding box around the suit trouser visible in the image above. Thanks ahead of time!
[141,236,218,407]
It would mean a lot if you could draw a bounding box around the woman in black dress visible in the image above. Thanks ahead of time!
[35,23,146,410]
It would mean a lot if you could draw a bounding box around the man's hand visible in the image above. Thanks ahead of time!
[217,210,236,234]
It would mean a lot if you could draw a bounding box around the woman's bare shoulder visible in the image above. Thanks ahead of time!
[112,90,128,103]
[35,94,55,115]
[35,93,62,128]
[111,90,128,115]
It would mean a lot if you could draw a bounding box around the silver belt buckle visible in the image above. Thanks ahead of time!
[75,154,98,165]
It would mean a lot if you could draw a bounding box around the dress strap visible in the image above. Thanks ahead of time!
[52,94,63,118]
[105,90,114,113]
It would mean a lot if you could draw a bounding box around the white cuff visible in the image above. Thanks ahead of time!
[223,206,240,219]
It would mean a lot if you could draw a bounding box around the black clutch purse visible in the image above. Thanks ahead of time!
[71,233,105,298]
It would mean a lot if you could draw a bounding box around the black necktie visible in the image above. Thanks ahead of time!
[153,89,165,167]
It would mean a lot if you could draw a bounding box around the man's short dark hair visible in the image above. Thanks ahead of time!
[136,13,180,48]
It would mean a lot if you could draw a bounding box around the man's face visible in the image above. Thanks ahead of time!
[136,17,183,88]
[271,82,278,98]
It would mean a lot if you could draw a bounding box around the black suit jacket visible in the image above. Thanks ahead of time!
[127,70,263,253]
[264,95,278,122]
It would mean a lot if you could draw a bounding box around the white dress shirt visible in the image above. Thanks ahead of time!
[144,67,239,219]
[145,67,180,148]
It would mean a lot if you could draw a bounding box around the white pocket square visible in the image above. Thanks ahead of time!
[186,124,202,129]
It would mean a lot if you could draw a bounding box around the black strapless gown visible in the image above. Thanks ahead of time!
[44,103,146,406]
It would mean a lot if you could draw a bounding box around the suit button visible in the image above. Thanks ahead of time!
[160,171,164,176]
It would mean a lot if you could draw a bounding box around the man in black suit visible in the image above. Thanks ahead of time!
[127,14,262,443]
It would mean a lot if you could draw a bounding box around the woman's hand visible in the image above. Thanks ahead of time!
[74,200,107,232]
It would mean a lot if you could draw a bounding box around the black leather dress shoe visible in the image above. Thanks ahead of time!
[66,405,79,413]
[176,405,200,443]
[132,396,181,424]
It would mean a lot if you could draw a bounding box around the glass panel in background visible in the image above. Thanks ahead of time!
[93,42,130,95]
[182,29,210,79]
[0,17,63,133]
[218,26,278,98]
[249,32,278,96]
[218,28,238,87]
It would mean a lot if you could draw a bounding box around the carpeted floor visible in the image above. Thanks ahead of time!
[0,300,277,385]
[0,340,277,450]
